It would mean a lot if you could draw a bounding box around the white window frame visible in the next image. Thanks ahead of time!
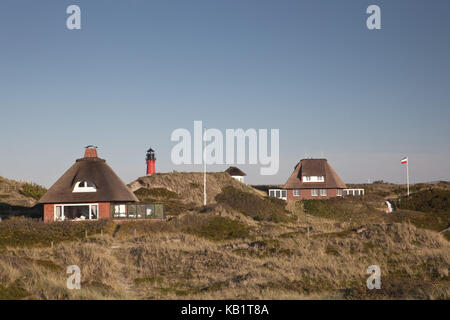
[337,189,342,197]
[73,181,97,193]
[320,189,328,196]
[311,189,319,197]
[268,189,287,200]
[113,204,127,218]
[303,176,325,183]
[343,188,365,197]
[293,189,300,197]
[54,203,99,221]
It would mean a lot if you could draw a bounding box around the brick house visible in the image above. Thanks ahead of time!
[39,146,138,222]
[274,158,346,201]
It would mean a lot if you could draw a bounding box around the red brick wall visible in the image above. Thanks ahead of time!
[98,202,111,219]
[43,202,111,222]
[286,188,343,201]
[44,204,54,222]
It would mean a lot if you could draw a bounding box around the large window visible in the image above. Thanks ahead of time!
[293,189,300,197]
[311,189,319,196]
[112,203,165,219]
[54,204,98,221]
[337,189,342,196]
[73,181,97,193]
[320,189,328,196]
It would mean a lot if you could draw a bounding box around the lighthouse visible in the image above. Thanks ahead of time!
[146,148,156,175]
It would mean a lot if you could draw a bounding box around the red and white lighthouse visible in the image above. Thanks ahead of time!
[146,148,156,175]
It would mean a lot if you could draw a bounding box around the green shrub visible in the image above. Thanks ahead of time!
[181,215,250,241]
[134,187,193,216]
[397,190,449,213]
[134,187,178,200]
[215,187,293,223]
[0,217,115,248]
[0,280,30,300]
[19,183,47,201]
[115,214,250,241]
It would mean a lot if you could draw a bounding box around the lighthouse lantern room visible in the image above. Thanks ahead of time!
[146,148,156,175]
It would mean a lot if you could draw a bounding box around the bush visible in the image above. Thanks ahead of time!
[0,217,115,248]
[134,187,195,216]
[134,187,178,200]
[215,187,293,223]
[182,215,250,241]
[397,190,449,213]
[113,214,250,241]
[19,183,47,201]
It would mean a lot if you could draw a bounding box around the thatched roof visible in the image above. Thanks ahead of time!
[39,155,138,204]
[225,166,246,176]
[282,159,346,189]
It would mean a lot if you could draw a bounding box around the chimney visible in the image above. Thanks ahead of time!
[84,145,98,158]
[146,148,156,175]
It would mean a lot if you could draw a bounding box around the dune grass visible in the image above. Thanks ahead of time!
[0,219,448,300]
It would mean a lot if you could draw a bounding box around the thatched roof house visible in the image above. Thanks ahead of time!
[39,146,137,222]
[225,166,246,183]
[280,159,346,200]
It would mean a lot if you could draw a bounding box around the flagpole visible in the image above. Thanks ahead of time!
[203,127,207,207]
[406,160,409,197]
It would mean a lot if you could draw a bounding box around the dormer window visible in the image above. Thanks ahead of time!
[73,181,97,193]
[302,176,325,183]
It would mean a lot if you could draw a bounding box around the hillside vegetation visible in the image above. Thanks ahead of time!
[0,217,448,300]
[0,177,46,219]
[0,175,448,299]
[129,172,260,206]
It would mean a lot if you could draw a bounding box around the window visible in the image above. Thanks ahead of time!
[320,189,327,196]
[90,205,98,219]
[54,204,98,221]
[293,189,300,197]
[55,206,63,221]
[268,189,287,200]
[337,189,342,196]
[311,189,318,196]
[114,204,127,218]
[73,181,97,193]
[302,176,325,183]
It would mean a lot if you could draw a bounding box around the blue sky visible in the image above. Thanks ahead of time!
[0,0,449,187]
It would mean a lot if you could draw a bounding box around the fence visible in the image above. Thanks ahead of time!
[111,203,165,220]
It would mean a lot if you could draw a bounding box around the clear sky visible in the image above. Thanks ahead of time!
[0,0,449,187]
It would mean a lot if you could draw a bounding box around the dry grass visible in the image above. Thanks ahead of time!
[0,216,448,300]
[129,172,261,206]
[0,176,448,300]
